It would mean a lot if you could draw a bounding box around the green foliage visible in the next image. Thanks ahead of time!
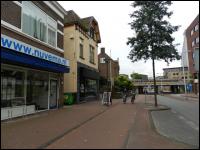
[114,75,134,91]
[131,72,143,80]
[127,1,181,64]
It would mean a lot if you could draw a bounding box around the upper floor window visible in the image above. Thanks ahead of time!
[79,43,84,59]
[194,24,199,31]
[192,40,195,47]
[89,27,95,39]
[89,45,95,64]
[47,17,57,47]
[192,52,195,59]
[191,29,194,36]
[100,58,105,63]
[196,37,199,44]
[22,1,57,47]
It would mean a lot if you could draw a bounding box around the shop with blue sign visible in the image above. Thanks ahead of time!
[1,34,70,120]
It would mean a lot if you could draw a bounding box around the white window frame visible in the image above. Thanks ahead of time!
[1,65,27,109]
[196,37,199,44]
[192,40,195,47]
[100,57,105,63]
[191,29,194,36]
[22,1,57,49]
[194,24,199,32]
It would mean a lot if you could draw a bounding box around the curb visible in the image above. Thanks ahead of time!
[144,103,171,111]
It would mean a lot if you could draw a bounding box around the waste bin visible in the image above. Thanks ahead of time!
[64,93,74,105]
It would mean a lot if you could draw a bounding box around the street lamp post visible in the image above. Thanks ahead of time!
[161,77,163,95]
[105,58,110,105]
[182,31,189,96]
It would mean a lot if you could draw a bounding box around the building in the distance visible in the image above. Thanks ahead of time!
[163,67,193,81]
[182,14,199,94]
[1,1,70,120]
[98,47,120,90]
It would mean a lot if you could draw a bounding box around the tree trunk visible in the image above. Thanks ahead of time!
[152,57,158,107]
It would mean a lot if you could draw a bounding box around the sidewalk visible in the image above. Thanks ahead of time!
[1,95,193,149]
[1,100,119,149]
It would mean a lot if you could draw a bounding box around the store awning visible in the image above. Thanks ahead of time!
[1,48,70,73]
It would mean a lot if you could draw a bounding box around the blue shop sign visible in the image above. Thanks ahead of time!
[1,34,69,67]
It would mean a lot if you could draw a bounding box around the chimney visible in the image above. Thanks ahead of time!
[101,47,105,54]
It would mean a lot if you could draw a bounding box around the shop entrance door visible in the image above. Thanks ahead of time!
[50,79,58,109]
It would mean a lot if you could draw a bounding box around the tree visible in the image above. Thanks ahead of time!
[127,1,181,106]
[131,72,143,80]
[114,75,134,91]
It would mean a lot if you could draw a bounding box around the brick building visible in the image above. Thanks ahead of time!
[182,14,199,94]
[98,47,120,90]
[1,1,70,120]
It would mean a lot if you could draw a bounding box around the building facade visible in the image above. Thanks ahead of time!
[1,1,70,120]
[63,10,101,103]
[98,47,120,90]
[163,67,192,81]
[182,14,199,94]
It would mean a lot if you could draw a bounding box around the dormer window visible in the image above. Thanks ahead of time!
[89,27,95,39]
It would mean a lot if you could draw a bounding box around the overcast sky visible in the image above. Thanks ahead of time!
[58,1,199,78]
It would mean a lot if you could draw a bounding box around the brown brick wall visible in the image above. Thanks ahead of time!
[57,33,64,49]
[98,53,119,79]
[58,23,64,32]
[186,15,199,74]
[1,1,21,29]
[1,27,64,57]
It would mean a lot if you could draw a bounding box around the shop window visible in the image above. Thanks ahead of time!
[85,79,97,97]
[1,69,25,108]
[26,70,49,111]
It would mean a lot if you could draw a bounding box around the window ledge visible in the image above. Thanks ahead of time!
[90,61,96,65]
[79,56,85,60]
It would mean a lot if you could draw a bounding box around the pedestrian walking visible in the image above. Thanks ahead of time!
[122,88,127,104]
[131,91,136,104]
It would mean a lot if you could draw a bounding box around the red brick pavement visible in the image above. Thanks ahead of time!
[1,95,193,149]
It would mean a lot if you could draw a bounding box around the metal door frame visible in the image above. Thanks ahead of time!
[49,78,58,109]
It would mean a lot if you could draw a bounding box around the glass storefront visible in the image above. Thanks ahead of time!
[26,70,49,111]
[1,64,59,120]
[1,69,25,108]
[85,79,97,97]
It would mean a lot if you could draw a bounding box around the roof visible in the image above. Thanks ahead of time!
[64,10,86,30]
[64,10,101,43]
[186,14,199,31]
